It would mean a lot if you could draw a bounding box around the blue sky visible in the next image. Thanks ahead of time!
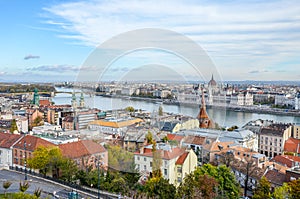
[0,0,300,82]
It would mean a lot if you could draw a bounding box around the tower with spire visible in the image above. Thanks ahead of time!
[197,87,214,128]
[79,92,85,108]
[71,92,77,109]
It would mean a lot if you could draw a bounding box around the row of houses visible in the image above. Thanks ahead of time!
[0,132,108,172]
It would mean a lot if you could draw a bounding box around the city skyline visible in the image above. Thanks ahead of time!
[1,0,300,82]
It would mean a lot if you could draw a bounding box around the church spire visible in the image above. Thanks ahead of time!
[197,86,214,128]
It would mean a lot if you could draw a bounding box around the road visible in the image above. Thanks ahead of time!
[0,169,96,198]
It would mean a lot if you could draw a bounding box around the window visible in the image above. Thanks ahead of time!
[144,165,146,170]
[164,169,167,176]
[177,167,182,173]
[150,162,152,167]
[177,177,182,183]
[144,157,146,161]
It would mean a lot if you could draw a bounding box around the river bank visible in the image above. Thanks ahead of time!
[94,93,300,117]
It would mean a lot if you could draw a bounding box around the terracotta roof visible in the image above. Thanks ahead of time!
[271,155,300,168]
[209,141,234,152]
[59,140,107,159]
[265,170,287,186]
[13,135,56,151]
[39,99,51,106]
[0,132,23,148]
[89,118,143,128]
[136,147,186,160]
[184,135,206,145]
[176,152,189,165]
[284,137,300,154]
[166,134,184,142]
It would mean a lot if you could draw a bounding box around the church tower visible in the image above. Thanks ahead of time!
[79,92,85,108]
[71,92,77,109]
[197,87,214,128]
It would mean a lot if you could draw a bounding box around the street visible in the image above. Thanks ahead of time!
[0,169,88,198]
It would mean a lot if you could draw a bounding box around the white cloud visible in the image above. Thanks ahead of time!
[43,0,300,80]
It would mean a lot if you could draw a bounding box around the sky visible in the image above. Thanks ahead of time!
[0,0,300,83]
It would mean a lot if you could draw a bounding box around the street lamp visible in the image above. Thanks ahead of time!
[24,141,27,181]
[97,160,100,199]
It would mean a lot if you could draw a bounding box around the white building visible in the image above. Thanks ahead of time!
[0,133,23,169]
[88,117,143,136]
[134,143,197,186]
[259,124,292,158]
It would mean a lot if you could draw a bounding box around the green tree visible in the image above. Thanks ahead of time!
[145,131,154,144]
[194,164,240,199]
[107,145,135,172]
[144,177,176,199]
[27,146,50,176]
[152,141,162,178]
[10,119,18,133]
[253,176,271,199]
[19,181,30,192]
[272,183,290,199]
[288,178,300,199]
[3,181,12,197]
[158,106,163,116]
[125,106,135,112]
[48,147,64,178]
[60,158,78,183]
[33,188,42,198]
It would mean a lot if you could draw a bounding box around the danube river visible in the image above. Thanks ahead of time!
[52,88,300,128]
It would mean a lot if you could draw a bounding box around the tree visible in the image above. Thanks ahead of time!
[34,188,42,198]
[253,176,271,199]
[272,183,290,199]
[48,147,64,178]
[288,178,300,199]
[194,164,240,199]
[145,131,154,144]
[32,116,43,127]
[19,181,30,192]
[60,158,78,183]
[10,119,18,133]
[144,177,176,199]
[152,141,162,178]
[27,146,49,176]
[3,181,12,197]
[107,145,135,172]
[125,106,135,112]
[158,106,163,116]
[177,173,218,199]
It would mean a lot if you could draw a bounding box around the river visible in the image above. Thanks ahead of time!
[52,88,300,128]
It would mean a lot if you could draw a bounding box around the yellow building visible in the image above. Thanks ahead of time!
[88,117,143,136]
[134,144,197,186]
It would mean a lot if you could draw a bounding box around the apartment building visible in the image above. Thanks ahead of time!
[259,123,292,158]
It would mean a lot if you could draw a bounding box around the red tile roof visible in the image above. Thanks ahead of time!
[184,135,206,145]
[167,134,184,142]
[13,135,56,151]
[265,170,287,186]
[39,99,51,106]
[271,155,300,168]
[59,140,107,159]
[284,137,300,154]
[176,152,189,165]
[136,147,186,160]
[0,132,23,148]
